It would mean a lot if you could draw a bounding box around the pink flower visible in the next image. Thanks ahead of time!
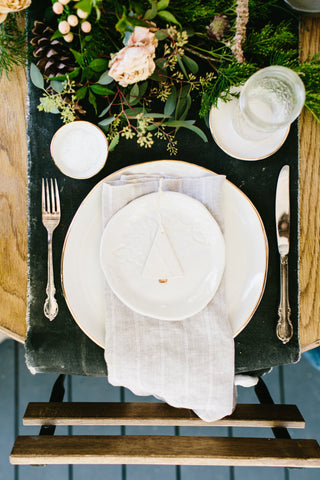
[109,45,156,87]
[127,26,158,54]
[108,27,158,87]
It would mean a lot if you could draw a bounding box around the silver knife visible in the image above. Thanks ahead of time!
[275,164,293,344]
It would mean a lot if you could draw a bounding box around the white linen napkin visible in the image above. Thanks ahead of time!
[101,173,236,421]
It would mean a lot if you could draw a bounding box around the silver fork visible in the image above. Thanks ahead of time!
[42,178,61,321]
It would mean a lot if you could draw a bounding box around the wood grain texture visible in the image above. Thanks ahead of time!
[0,16,319,351]
[10,435,320,467]
[22,402,305,428]
[0,63,27,343]
[299,17,320,352]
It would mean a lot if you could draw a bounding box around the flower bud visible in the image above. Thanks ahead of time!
[58,0,70,5]
[67,14,79,27]
[58,20,71,35]
[81,21,91,33]
[53,2,64,14]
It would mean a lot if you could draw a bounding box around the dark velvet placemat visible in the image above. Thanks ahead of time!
[25,13,300,377]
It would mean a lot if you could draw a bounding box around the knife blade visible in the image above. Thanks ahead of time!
[275,165,293,344]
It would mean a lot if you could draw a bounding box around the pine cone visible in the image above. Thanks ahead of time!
[30,20,86,119]
[30,20,75,78]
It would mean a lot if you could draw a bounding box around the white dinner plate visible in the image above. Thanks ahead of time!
[61,160,268,347]
[100,191,226,321]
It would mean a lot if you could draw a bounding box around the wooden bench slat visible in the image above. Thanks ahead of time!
[10,435,320,467]
[23,402,305,428]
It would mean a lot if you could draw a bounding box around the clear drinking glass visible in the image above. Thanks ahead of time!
[232,66,306,141]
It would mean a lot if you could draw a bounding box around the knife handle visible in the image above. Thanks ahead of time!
[277,255,293,344]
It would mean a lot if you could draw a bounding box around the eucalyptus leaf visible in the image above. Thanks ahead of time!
[182,55,199,74]
[157,10,181,27]
[143,113,171,118]
[181,124,208,142]
[164,90,177,116]
[129,83,140,103]
[139,81,148,98]
[109,133,120,152]
[177,94,192,121]
[98,71,114,85]
[98,116,116,127]
[30,63,44,90]
[177,54,188,78]
[155,30,167,41]
[163,120,195,126]
[99,103,113,118]
[50,80,64,93]
[123,107,145,117]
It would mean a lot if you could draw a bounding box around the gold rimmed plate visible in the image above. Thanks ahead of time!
[61,160,269,347]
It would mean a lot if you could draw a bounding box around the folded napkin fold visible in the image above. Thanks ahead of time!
[101,173,235,421]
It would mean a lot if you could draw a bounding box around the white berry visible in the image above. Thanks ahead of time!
[58,20,71,35]
[53,2,64,14]
[63,32,74,43]
[77,8,88,19]
[67,14,79,27]
[81,21,92,33]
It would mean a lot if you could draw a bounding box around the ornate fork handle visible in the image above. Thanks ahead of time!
[276,255,293,344]
[44,231,59,321]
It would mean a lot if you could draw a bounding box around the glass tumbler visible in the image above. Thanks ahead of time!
[232,66,306,141]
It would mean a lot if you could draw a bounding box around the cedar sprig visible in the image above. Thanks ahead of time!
[0,15,26,78]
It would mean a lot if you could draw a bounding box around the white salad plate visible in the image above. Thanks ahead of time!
[100,190,226,321]
[61,160,269,347]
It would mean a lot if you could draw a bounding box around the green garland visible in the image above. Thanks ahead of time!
[28,0,320,153]
[0,14,26,77]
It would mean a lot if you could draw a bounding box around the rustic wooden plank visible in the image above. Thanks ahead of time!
[23,402,305,428]
[299,16,320,352]
[10,435,320,467]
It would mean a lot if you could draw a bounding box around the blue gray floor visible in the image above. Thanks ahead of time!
[1,339,319,480]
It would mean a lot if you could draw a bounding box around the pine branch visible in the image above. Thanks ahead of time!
[0,14,26,78]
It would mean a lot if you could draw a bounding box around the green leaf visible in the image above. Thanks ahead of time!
[115,13,129,34]
[157,10,181,27]
[75,0,92,14]
[89,58,108,72]
[139,81,148,98]
[98,71,114,85]
[90,84,114,96]
[50,30,64,41]
[123,107,145,117]
[30,63,44,90]
[157,0,170,10]
[182,55,199,74]
[163,120,195,126]
[164,90,176,116]
[109,133,120,152]
[99,103,113,118]
[98,116,116,127]
[50,80,65,93]
[177,54,188,78]
[70,49,84,66]
[182,124,208,142]
[129,83,140,103]
[144,0,157,20]
[76,86,88,100]
[177,94,191,121]
[155,30,167,41]
[88,89,97,114]
[143,112,171,118]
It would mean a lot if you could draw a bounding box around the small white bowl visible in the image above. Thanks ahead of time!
[50,121,109,179]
